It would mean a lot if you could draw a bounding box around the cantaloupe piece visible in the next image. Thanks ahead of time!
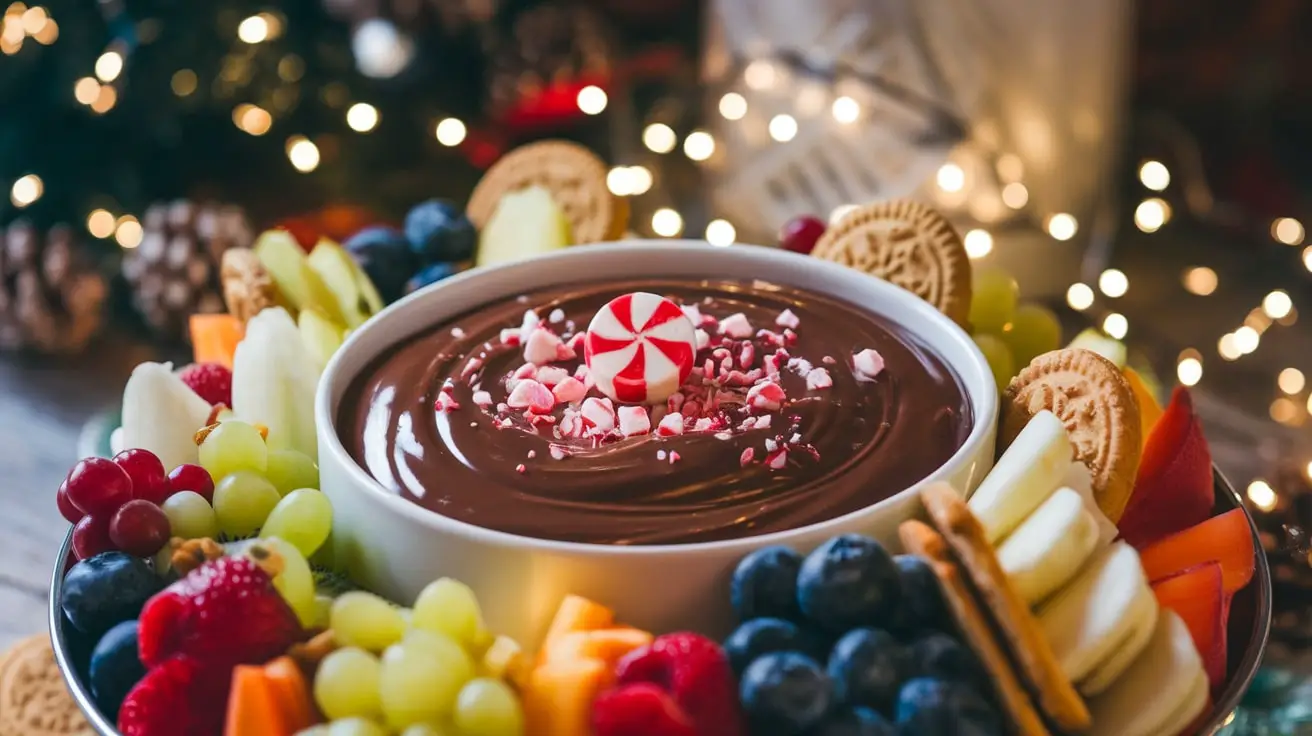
[1124,368,1163,447]
[542,627,653,666]
[523,658,611,736]
[225,665,288,736]
[263,656,319,732]
[538,595,615,663]
[190,313,245,370]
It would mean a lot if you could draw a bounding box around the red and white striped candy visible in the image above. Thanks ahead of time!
[585,292,697,404]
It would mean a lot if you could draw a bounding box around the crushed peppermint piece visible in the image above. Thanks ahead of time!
[470,422,478,427]
[524,327,566,365]
[617,406,651,437]
[740,447,755,466]
[822,355,837,365]
[766,448,788,469]
[527,450,537,459]
[739,343,755,369]
[519,309,541,340]
[657,450,667,461]
[507,379,554,413]
[681,303,703,325]
[512,363,537,381]
[667,392,685,413]
[787,357,814,376]
[551,376,587,404]
[564,331,586,354]
[434,392,460,412]
[747,381,786,412]
[657,412,685,436]
[790,433,803,443]
[536,366,570,386]
[581,397,616,434]
[460,357,483,380]
[765,438,779,452]
[497,417,513,428]
[783,329,797,345]
[806,367,833,389]
[451,326,467,339]
[472,390,493,407]
[853,348,886,379]
[753,415,772,430]
[692,417,714,432]
[557,408,584,438]
[496,402,509,413]
[715,431,734,440]
[499,328,521,346]
[757,329,785,348]
[775,309,800,329]
[694,329,710,350]
[515,463,527,473]
[669,451,681,463]
[548,308,566,323]
[718,312,753,338]
[549,445,568,460]
[712,347,731,361]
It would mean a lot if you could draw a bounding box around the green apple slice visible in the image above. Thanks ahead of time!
[475,185,573,268]
[306,239,379,328]
[298,307,346,370]
[1068,328,1127,368]
[254,230,346,324]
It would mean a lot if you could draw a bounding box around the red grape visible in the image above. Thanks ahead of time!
[72,515,114,560]
[64,457,133,516]
[168,464,216,503]
[109,500,171,558]
[114,449,171,505]
[779,215,827,255]
[56,480,84,524]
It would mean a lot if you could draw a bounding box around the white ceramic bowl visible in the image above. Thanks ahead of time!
[316,241,998,643]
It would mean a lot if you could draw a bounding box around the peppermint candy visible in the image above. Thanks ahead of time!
[584,292,697,404]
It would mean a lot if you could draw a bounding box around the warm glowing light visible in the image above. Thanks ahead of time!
[935,163,964,193]
[683,131,715,161]
[744,59,775,90]
[1001,182,1029,209]
[1098,269,1128,298]
[346,102,379,132]
[1177,356,1202,387]
[434,118,465,146]
[627,166,652,196]
[1134,198,1170,232]
[651,208,683,237]
[718,93,747,121]
[9,173,40,207]
[94,51,123,82]
[1218,333,1241,361]
[1102,313,1127,339]
[831,96,860,124]
[1138,160,1170,191]
[705,219,736,247]
[114,216,143,248]
[1271,398,1299,426]
[963,229,992,259]
[1247,480,1277,512]
[87,209,114,238]
[1182,266,1217,296]
[73,76,99,104]
[1066,283,1094,311]
[237,14,269,43]
[576,85,607,115]
[233,104,272,135]
[1047,213,1078,241]
[1279,367,1305,394]
[643,123,676,154]
[1273,217,1305,245]
[89,84,116,113]
[31,16,54,44]
[768,114,797,142]
[172,69,197,96]
[19,5,43,34]
[829,204,857,225]
[1263,290,1293,320]
[286,136,320,172]
[607,167,635,196]
[1234,325,1260,354]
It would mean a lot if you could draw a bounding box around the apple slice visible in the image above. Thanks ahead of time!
[254,230,346,324]
[1151,562,1227,690]
[298,308,345,371]
[1068,328,1127,368]
[306,239,383,328]
[1118,386,1214,549]
[475,185,573,268]
[1140,508,1255,596]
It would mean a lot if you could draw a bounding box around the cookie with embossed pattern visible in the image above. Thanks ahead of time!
[0,635,93,736]
[1003,348,1143,522]
[811,199,971,327]
[466,140,628,244]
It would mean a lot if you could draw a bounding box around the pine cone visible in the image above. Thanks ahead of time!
[0,222,107,354]
[122,200,253,340]
[486,1,613,115]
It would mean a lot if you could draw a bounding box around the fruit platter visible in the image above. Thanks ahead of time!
[43,140,1270,736]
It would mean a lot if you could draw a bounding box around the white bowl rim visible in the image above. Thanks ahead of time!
[315,239,998,557]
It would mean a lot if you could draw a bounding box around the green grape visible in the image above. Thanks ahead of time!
[1002,303,1062,367]
[325,718,389,736]
[198,420,268,481]
[259,537,317,627]
[412,578,488,648]
[212,471,281,538]
[331,591,406,652]
[379,632,474,729]
[399,725,453,736]
[312,594,334,629]
[973,334,1016,395]
[261,489,333,557]
[453,678,525,736]
[969,267,1020,334]
[314,647,383,721]
[266,449,320,495]
[160,491,219,540]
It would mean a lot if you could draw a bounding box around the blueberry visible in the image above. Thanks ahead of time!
[797,534,901,633]
[908,633,984,686]
[404,199,476,263]
[826,628,907,713]
[344,226,417,304]
[405,261,459,294]
[731,545,804,622]
[89,620,145,718]
[61,552,163,638]
[895,678,1001,736]
[889,555,947,635]
[724,618,825,675]
[808,706,896,735]
[740,651,833,735]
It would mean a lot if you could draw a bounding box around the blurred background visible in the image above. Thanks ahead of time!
[4,0,1312,723]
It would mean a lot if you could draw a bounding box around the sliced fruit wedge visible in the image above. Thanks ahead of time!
[298,308,345,372]
[306,239,383,329]
[1152,562,1227,690]
[476,185,573,268]
[1119,386,1214,549]
[1139,508,1255,596]
[254,230,346,324]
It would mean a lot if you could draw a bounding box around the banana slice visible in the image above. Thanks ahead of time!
[968,410,1073,543]
[996,487,1101,606]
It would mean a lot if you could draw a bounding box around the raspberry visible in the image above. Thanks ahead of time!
[118,656,231,736]
[178,363,233,407]
[593,683,699,736]
[613,632,744,736]
[139,555,303,669]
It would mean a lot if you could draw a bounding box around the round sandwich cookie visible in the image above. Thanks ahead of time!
[466,140,628,244]
[0,634,94,736]
[1002,348,1143,523]
[811,199,972,327]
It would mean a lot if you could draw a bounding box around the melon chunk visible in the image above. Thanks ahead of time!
[523,658,611,736]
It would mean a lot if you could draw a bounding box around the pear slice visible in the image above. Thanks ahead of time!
[298,308,346,370]
[231,307,320,459]
[254,230,346,324]
[306,239,379,328]
[475,185,573,268]
[1068,328,1127,369]
[121,362,216,471]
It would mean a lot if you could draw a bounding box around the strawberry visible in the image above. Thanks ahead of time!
[118,656,231,736]
[593,683,699,736]
[139,555,304,669]
[602,632,744,736]
[1119,386,1214,548]
[178,363,233,408]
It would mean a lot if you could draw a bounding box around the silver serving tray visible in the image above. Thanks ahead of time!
[49,469,1272,735]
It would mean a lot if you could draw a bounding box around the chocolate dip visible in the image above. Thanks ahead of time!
[337,279,972,545]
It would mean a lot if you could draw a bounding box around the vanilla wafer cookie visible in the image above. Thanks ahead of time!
[0,635,94,736]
